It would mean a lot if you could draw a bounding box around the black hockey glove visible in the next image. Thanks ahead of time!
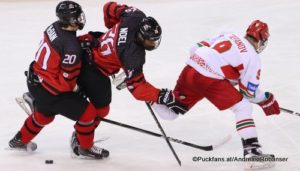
[80,40,94,50]
[76,85,88,100]
[78,31,103,50]
[25,62,40,86]
[157,89,187,115]
[88,31,104,39]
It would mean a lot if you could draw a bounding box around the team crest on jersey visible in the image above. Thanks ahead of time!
[247,82,258,92]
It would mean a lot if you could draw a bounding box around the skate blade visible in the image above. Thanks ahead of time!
[15,97,31,115]
[5,146,36,153]
[244,161,275,170]
[71,153,109,160]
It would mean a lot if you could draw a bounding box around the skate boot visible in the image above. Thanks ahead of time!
[70,132,109,159]
[70,131,80,157]
[78,145,110,159]
[9,132,37,152]
[242,138,275,170]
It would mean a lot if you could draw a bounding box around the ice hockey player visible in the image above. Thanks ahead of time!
[152,20,280,169]
[70,1,187,155]
[9,1,109,159]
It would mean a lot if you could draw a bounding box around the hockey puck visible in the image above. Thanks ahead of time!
[45,160,54,164]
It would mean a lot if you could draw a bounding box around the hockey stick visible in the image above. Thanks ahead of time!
[15,96,231,151]
[100,117,231,151]
[145,102,181,166]
[280,107,300,117]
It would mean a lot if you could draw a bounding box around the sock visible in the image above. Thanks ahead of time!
[230,98,257,139]
[20,112,54,144]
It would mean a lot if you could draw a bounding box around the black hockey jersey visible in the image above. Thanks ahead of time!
[90,5,160,102]
[33,21,82,95]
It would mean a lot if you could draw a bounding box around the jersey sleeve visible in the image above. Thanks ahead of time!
[103,2,144,29]
[120,44,160,102]
[103,2,127,28]
[246,88,267,104]
[113,6,159,102]
[238,56,261,99]
[124,69,160,102]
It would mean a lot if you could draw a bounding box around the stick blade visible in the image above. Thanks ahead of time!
[212,134,232,149]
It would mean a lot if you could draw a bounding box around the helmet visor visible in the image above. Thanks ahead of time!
[77,11,86,30]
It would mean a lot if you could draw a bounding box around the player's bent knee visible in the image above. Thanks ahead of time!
[96,105,110,118]
[79,103,97,123]
[230,98,253,115]
[33,111,55,126]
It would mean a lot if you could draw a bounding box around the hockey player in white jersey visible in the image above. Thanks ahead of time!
[152,20,280,169]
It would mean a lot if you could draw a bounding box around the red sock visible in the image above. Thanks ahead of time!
[20,112,54,144]
[74,103,97,149]
[94,105,110,128]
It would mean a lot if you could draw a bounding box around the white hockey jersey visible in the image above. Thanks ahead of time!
[186,32,265,101]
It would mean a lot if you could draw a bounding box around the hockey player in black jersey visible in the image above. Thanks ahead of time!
[10,1,109,160]
[70,1,187,156]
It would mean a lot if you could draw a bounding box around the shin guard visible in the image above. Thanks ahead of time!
[20,111,54,144]
[74,103,97,149]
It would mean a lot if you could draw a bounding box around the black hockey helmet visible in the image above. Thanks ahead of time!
[56,1,86,30]
[137,16,162,50]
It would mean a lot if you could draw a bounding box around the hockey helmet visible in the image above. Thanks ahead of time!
[246,20,269,53]
[137,16,162,50]
[56,1,86,30]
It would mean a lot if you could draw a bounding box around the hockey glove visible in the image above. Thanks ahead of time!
[78,31,103,50]
[25,62,40,86]
[157,89,187,115]
[258,92,280,116]
[112,72,127,90]
[76,85,88,100]
[88,31,104,39]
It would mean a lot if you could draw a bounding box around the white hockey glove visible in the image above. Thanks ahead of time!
[112,72,127,90]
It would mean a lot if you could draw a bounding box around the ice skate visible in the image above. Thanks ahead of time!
[242,138,275,170]
[78,145,109,159]
[8,132,37,152]
[70,131,80,157]
[70,131,109,159]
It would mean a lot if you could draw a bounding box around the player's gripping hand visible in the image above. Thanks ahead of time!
[258,92,280,116]
[78,31,103,50]
[157,89,187,115]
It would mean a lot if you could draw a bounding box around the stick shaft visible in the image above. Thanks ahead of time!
[146,102,181,166]
[280,107,300,117]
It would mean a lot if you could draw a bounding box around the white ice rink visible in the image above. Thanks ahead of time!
[0,0,300,171]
